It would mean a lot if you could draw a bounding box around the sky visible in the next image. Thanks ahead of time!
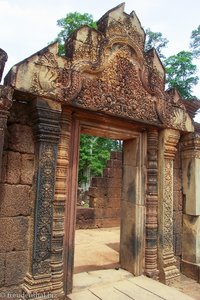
[0,0,200,103]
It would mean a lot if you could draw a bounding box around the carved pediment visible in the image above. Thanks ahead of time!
[5,4,194,132]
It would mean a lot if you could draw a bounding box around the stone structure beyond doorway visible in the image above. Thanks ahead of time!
[76,151,122,229]
[0,3,200,300]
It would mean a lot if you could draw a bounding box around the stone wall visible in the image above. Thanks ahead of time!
[173,145,183,270]
[0,101,35,295]
[76,151,122,229]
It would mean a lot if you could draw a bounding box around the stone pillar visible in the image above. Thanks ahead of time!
[51,110,72,297]
[158,129,180,284]
[120,133,146,277]
[181,132,200,282]
[63,116,80,295]
[0,85,13,178]
[21,98,61,299]
[145,128,159,279]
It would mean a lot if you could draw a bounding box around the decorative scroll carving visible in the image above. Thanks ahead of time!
[21,98,61,298]
[51,111,72,297]
[31,51,59,98]
[158,129,180,284]
[145,129,159,279]
[57,68,82,102]
[75,52,159,123]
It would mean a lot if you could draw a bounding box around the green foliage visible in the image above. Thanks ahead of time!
[190,25,200,59]
[164,51,199,98]
[56,12,97,55]
[145,28,169,59]
[78,135,122,185]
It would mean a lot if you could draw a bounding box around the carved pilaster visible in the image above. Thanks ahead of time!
[158,129,180,284]
[51,110,72,298]
[145,128,159,279]
[0,85,13,178]
[21,98,61,299]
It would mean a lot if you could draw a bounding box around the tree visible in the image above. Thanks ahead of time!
[54,12,122,189]
[78,135,122,188]
[145,28,169,59]
[190,25,200,59]
[56,12,96,54]
[164,51,199,98]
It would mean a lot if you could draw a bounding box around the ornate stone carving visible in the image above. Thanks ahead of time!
[31,50,59,98]
[145,129,159,279]
[74,51,159,123]
[32,143,57,275]
[21,98,61,298]
[6,5,194,131]
[158,129,180,284]
[51,110,72,297]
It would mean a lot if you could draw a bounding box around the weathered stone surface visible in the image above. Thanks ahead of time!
[21,153,34,184]
[0,184,31,217]
[0,253,5,287]
[5,251,28,286]
[8,101,32,125]
[173,211,182,235]
[182,157,200,215]
[0,217,29,252]
[174,234,182,256]
[0,49,8,82]
[0,286,22,300]
[173,190,182,211]
[6,151,21,184]
[1,151,7,182]
[8,124,34,154]
[182,214,200,264]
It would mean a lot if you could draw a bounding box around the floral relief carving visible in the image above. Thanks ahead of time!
[33,143,57,275]
[163,159,174,253]
[74,51,159,123]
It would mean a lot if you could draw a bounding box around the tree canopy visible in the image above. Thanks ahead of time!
[190,25,200,59]
[145,28,169,59]
[164,51,199,98]
[145,28,199,98]
[56,12,96,54]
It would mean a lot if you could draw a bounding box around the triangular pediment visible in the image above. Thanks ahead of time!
[5,4,194,132]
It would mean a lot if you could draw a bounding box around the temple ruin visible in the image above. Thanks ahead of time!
[0,3,200,299]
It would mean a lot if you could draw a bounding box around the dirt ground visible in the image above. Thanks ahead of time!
[74,227,200,300]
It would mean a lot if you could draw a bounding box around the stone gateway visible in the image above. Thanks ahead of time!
[0,4,200,299]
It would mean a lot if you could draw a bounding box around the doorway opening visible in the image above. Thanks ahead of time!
[74,133,123,274]
[63,115,146,295]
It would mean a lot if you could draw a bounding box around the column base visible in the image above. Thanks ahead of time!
[160,265,180,285]
[20,273,52,300]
